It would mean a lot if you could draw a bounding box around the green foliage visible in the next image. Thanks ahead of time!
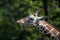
[0,0,60,40]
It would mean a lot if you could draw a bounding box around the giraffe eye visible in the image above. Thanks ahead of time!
[29,18,34,20]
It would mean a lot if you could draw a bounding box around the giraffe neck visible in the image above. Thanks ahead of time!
[36,20,60,40]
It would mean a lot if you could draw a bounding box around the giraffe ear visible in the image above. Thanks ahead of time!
[33,10,40,17]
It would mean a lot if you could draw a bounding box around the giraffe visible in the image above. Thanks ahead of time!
[16,11,60,40]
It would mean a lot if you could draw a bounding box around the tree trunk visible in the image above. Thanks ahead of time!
[42,0,49,22]
[57,0,60,7]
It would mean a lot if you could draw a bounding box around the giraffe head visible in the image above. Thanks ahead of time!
[16,11,41,26]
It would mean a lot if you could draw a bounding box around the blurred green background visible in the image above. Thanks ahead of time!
[0,0,60,40]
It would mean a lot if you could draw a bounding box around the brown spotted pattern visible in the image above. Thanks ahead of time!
[38,20,60,40]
